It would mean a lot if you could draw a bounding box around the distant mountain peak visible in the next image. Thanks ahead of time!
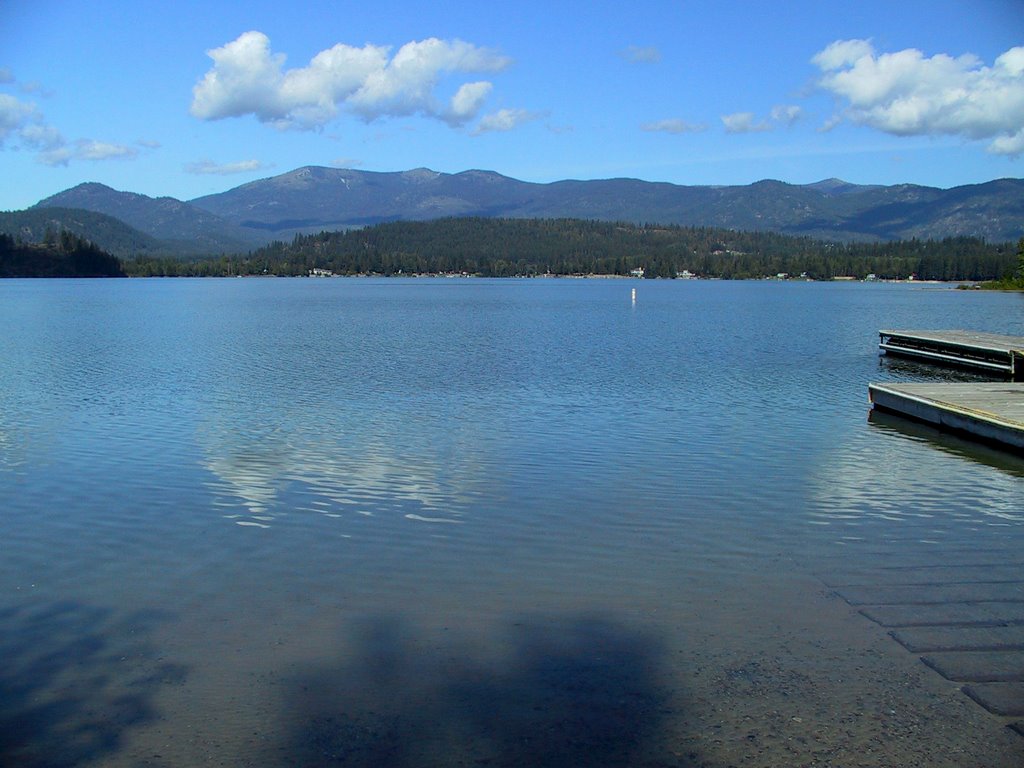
[32,179,261,253]
[26,169,1024,251]
[806,178,887,196]
[71,181,117,191]
[401,167,441,181]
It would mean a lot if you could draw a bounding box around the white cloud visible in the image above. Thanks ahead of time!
[814,40,1024,156]
[1,87,138,165]
[0,93,43,144]
[447,81,493,125]
[641,118,706,134]
[37,140,137,166]
[191,31,512,129]
[472,108,539,134]
[185,158,267,175]
[721,112,770,133]
[19,123,65,151]
[770,104,802,126]
[620,46,662,64]
[38,147,72,167]
[818,114,843,133]
[989,130,1024,156]
[0,68,14,85]
[76,140,137,161]
[812,39,875,71]
[721,106,802,134]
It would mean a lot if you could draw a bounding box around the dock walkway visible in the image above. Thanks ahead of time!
[879,330,1024,379]
[869,382,1024,452]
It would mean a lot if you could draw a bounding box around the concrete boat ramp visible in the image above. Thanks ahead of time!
[872,330,1024,454]
[822,551,1024,739]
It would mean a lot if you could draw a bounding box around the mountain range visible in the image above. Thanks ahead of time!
[4,167,1022,256]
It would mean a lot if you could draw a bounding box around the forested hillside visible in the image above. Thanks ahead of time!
[186,166,1024,244]
[0,207,163,257]
[126,218,1018,281]
[0,231,125,277]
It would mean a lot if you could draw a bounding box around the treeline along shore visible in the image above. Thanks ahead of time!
[4,218,1023,282]
[0,231,125,278]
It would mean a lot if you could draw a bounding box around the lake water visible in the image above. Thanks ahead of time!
[1,277,1023,767]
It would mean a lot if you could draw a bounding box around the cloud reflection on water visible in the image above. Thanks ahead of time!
[805,410,1024,541]
[197,403,489,530]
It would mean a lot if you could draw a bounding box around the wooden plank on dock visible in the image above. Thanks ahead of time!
[868,382,1024,452]
[879,329,1024,378]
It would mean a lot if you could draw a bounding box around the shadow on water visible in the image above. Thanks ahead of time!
[868,408,1024,477]
[877,355,1007,383]
[0,600,188,768]
[278,614,698,768]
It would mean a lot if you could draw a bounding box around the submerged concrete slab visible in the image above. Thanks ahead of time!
[890,625,1024,653]
[835,582,1024,606]
[822,564,1024,588]
[860,603,1024,628]
[922,651,1024,683]
[962,683,1024,716]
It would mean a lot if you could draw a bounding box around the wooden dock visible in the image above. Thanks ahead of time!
[879,329,1024,380]
[869,382,1024,452]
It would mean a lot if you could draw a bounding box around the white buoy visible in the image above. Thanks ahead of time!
[631,287,636,305]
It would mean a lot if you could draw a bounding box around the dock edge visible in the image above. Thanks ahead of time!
[868,383,1024,453]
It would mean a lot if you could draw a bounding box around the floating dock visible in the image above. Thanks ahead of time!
[879,329,1024,380]
[869,382,1024,452]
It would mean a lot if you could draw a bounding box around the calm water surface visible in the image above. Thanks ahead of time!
[1,278,1022,766]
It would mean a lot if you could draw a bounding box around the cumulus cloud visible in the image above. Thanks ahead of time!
[191,31,513,129]
[37,139,138,167]
[818,114,843,133]
[37,147,72,167]
[76,140,137,161]
[472,108,539,134]
[770,104,802,126]
[811,39,875,71]
[620,46,662,64]
[813,39,1024,156]
[19,122,64,150]
[990,131,1024,156]
[721,112,770,133]
[0,93,42,145]
[1,85,138,165]
[185,158,267,175]
[641,118,706,134]
[447,81,493,125]
[720,105,803,134]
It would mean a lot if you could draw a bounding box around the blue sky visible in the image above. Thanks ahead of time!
[1,0,1022,210]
